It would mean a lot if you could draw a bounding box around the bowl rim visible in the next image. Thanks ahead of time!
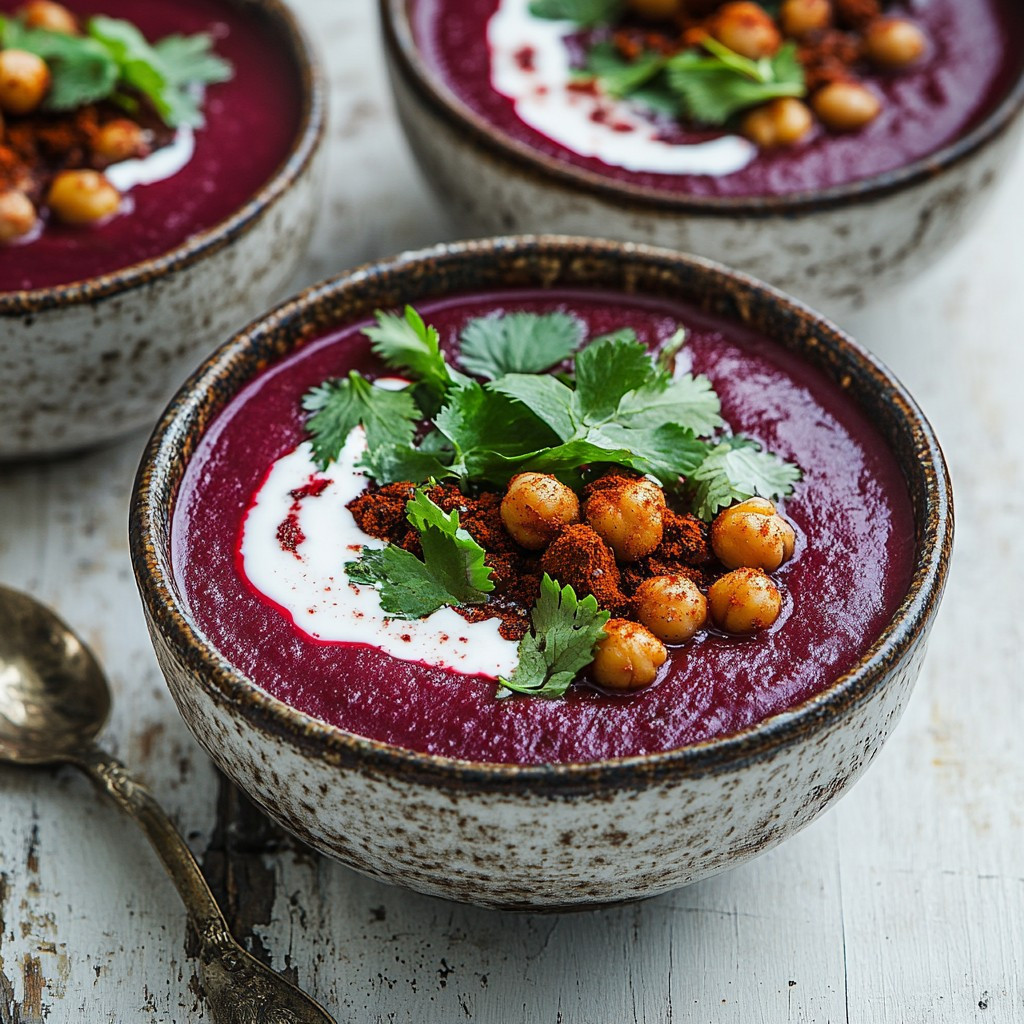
[380,0,1024,217]
[130,235,953,793]
[0,0,327,317]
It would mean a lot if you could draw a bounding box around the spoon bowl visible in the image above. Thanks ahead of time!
[0,585,110,765]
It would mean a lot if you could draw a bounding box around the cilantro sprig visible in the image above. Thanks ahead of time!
[303,306,800,514]
[581,35,806,127]
[688,436,802,521]
[497,575,610,699]
[302,371,418,472]
[345,490,494,619]
[0,14,232,127]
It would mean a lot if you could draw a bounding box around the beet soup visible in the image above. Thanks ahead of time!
[0,0,303,291]
[171,289,916,765]
[410,0,1024,198]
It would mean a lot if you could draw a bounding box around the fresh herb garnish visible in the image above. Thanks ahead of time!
[689,435,802,520]
[303,307,799,510]
[666,38,805,125]
[302,371,419,472]
[581,35,805,126]
[497,574,610,699]
[459,311,584,380]
[0,15,232,127]
[433,381,562,483]
[363,306,467,411]
[491,334,718,484]
[345,490,494,619]
[528,0,624,27]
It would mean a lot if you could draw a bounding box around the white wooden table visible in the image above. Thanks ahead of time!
[2,2,1022,1020]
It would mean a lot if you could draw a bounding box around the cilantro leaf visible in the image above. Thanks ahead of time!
[152,33,232,87]
[0,19,119,109]
[590,327,638,346]
[666,40,805,126]
[494,335,715,485]
[345,490,493,618]
[363,306,467,408]
[528,0,624,26]
[87,16,231,128]
[346,546,457,619]
[583,43,683,115]
[689,436,802,520]
[498,575,610,699]
[585,422,709,482]
[488,374,577,440]
[302,372,418,471]
[458,312,584,380]
[573,335,655,423]
[357,444,454,485]
[434,382,560,484]
[617,373,724,437]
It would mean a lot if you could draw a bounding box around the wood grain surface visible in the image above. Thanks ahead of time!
[1,1,1022,1020]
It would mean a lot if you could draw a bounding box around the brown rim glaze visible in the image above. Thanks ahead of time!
[130,236,953,795]
[381,0,1024,217]
[0,0,326,317]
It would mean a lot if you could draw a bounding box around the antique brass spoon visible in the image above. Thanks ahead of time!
[0,584,336,1024]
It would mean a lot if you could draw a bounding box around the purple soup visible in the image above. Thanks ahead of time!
[171,290,916,765]
[0,0,303,291]
[411,0,1023,198]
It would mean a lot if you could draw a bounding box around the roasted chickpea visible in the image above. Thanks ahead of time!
[46,170,121,225]
[585,477,665,562]
[0,190,36,243]
[741,98,814,148]
[710,2,782,60]
[0,50,51,116]
[591,619,667,690]
[634,575,707,644]
[711,497,796,571]
[708,568,782,634]
[812,81,882,132]
[779,0,831,38]
[19,1,78,33]
[863,17,928,70]
[626,0,681,19]
[92,119,147,164]
[500,472,580,550]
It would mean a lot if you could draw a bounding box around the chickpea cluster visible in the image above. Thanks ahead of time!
[0,3,144,244]
[501,473,798,693]
[627,0,930,148]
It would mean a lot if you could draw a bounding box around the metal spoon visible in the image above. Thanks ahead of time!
[0,584,336,1024]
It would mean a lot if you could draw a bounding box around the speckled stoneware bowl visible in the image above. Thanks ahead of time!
[0,0,326,461]
[381,0,1024,315]
[131,236,952,910]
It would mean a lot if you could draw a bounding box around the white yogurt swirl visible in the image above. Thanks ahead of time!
[487,0,756,177]
[238,428,520,679]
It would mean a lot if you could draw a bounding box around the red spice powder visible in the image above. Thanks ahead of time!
[290,477,332,501]
[348,482,416,539]
[276,513,305,555]
[541,524,629,614]
[798,29,864,90]
[1,102,171,203]
[345,477,725,641]
[833,0,881,30]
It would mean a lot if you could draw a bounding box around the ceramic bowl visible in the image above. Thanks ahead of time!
[0,0,326,460]
[381,0,1024,315]
[131,236,952,910]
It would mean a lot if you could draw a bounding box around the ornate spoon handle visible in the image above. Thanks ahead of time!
[78,745,337,1024]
